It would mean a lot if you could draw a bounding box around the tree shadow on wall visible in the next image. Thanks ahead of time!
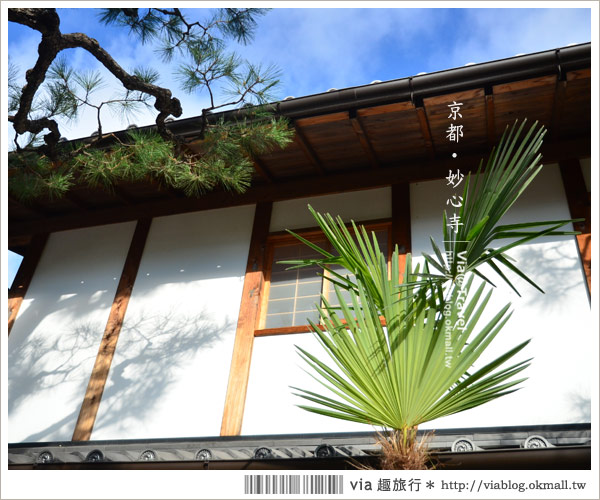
[505,239,587,312]
[567,391,591,423]
[10,308,232,443]
[8,318,104,435]
[90,308,233,438]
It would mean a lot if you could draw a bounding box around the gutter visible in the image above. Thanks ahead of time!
[274,42,590,117]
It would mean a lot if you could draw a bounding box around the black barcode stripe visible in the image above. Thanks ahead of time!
[244,474,343,494]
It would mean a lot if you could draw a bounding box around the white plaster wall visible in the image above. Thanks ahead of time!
[91,205,255,440]
[410,163,591,429]
[243,333,371,435]
[243,164,591,435]
[8,222,136,442]
[270,187,392,232]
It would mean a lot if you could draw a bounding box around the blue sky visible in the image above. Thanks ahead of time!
[5,6,593,286]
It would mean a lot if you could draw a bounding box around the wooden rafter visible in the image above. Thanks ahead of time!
[8,233,49,335]
[71,218,152,441]
[415,106,435,159]
[485,93,496,146]
[550,78,568,142]
[293,124,326,175]
[108,186,134,205]
[221,202,273,436]
[349,109,380,168]
[252,157,273,183]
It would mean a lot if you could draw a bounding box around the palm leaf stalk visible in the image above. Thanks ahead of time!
[282,120,581,469]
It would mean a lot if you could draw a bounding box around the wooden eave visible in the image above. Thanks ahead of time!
[8,45,591,250]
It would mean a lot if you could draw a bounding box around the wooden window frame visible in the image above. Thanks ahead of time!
[254,219,393,337]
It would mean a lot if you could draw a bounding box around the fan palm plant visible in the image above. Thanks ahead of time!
[282,120,581,469]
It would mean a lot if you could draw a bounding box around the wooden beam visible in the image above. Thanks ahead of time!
[8,136,590,240]
[71,218,151,441]
[293,124,326,175]
[8,233,49,336]
[7,234,32,251]
[163,186,186,199]
[8,194,47,217]
[113,185,137,205]
[415,106,435,160]
[221,202,272,436]
[349,110,380,168]
[392,183,411,282]
[559,159,591,293]
[252,158,274,183]
[485,93,496,146]
[65,191,91,211]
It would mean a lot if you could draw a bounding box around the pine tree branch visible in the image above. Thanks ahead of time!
[8,7,182,152]
[61,32,182,137]
[8,9,63,150]
[8,8,293,202]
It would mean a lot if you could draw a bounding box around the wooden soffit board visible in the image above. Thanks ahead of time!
[423,88,487,155]
[295,112,367,173]
[357,101,427,163]
[493,74,557,136]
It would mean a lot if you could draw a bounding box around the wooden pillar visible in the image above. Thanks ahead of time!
[221,202,272,436]
[72,218,151,441]
[559,159,591,294]
[392,183,412,281]
[8,233,49,336]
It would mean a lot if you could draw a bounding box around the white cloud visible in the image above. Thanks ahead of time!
[233,8,448,97]
[430,8,591,71]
